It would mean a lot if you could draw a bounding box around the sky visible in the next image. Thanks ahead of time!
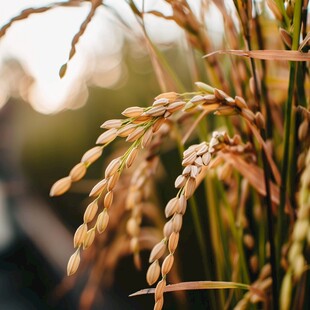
[0,0,223,114]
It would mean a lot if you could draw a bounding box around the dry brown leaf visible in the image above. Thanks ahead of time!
[129,280,250,297]
[220,153,280,206]
[204,50,310,62]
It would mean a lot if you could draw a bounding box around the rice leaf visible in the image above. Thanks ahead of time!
[204,50,310,61]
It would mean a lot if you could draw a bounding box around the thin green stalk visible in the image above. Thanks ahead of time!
[261,130,279,310]
[205,176,226,308]
[215,179,250,284]
[277,0,303,274]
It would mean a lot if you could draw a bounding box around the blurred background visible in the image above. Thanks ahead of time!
[0,1,222,309]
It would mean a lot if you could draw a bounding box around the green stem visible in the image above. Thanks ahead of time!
[277,0,302,271]
[216,179,250,284]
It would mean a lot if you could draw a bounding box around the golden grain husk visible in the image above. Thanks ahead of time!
[164,197,179,218]
[81,146,103,164]
[172,214,183,232]
[117,123,137,137]
[182,151,197,166]
[202,152,211,166]
[69,163,87,182]
[126,218,140,236]
[104,190,114,209]
[83,228,96,249]
[105,157,121,179]
[166,101,186,113]
[177,195,187,214]
[152,118,166,133]
[168,232,179,253]
[155,279,166,301]
[141,128,153,148]
[235,96,248,109]
[214,88,229,100]
[50,176,72,196]
[67,249,81,276]
[184,177,196,198]
[155,91,178,102]
[126,147,139,168]
[254,112,266,129]
[83,201,98,223]
[146,260,161,285]
[121,106,144,118]
[241,108,255,123]
[96,128,118,144]
[154,297,164,310]
[298,119,309,141]
[163,221,174,238]
[89,179,107,197]
[174,175,186,188]
[107,172,120,191]
[161,253,174,276]
[130,237,139,252]
[73,223,88,248]
[100,119,122,129]
[97,209,109,233]
[126,126,145,142]
[152,98,170,107]
[149,240,167,263]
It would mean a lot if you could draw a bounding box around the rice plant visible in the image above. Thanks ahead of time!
[2,0,309,309]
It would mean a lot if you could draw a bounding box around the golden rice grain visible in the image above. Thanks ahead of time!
[97,209,109,233]
[126,217,140,236]
[83,228,96,249]
[154,297,164,310]
[50,176,72,196]
[83,201,98,223]
[67,249,80,276]
[69,163,87,182]
[161,253,174,276]
[166,101,186,113]
[81,146,103,164]
[73,223,88,248]
[141,128,153,148]
[122,106,144,118]
[107,171,120,191]
[126,126,145,142]
[163,221,174,238]
[100,119,122,129]
[155,279,166,301]
[165,197,179,218]
[174,175,186,188]
[184,177,196,198]
[144,106,166,117]
[89,179,107,197]
[152,98,170,107]
[117,123,137,137]
[126,147,139,168]
[149,240,167,263]
[152,118,166,133]
[155,91,178,101]
[130,237,139,252]
[146,260,161,285]
[177,195,187,214]
[172,214,183,232]
[105,157,121,179]
[96,128,118,144]
[168,232,179,253]
[104,190,114,209]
